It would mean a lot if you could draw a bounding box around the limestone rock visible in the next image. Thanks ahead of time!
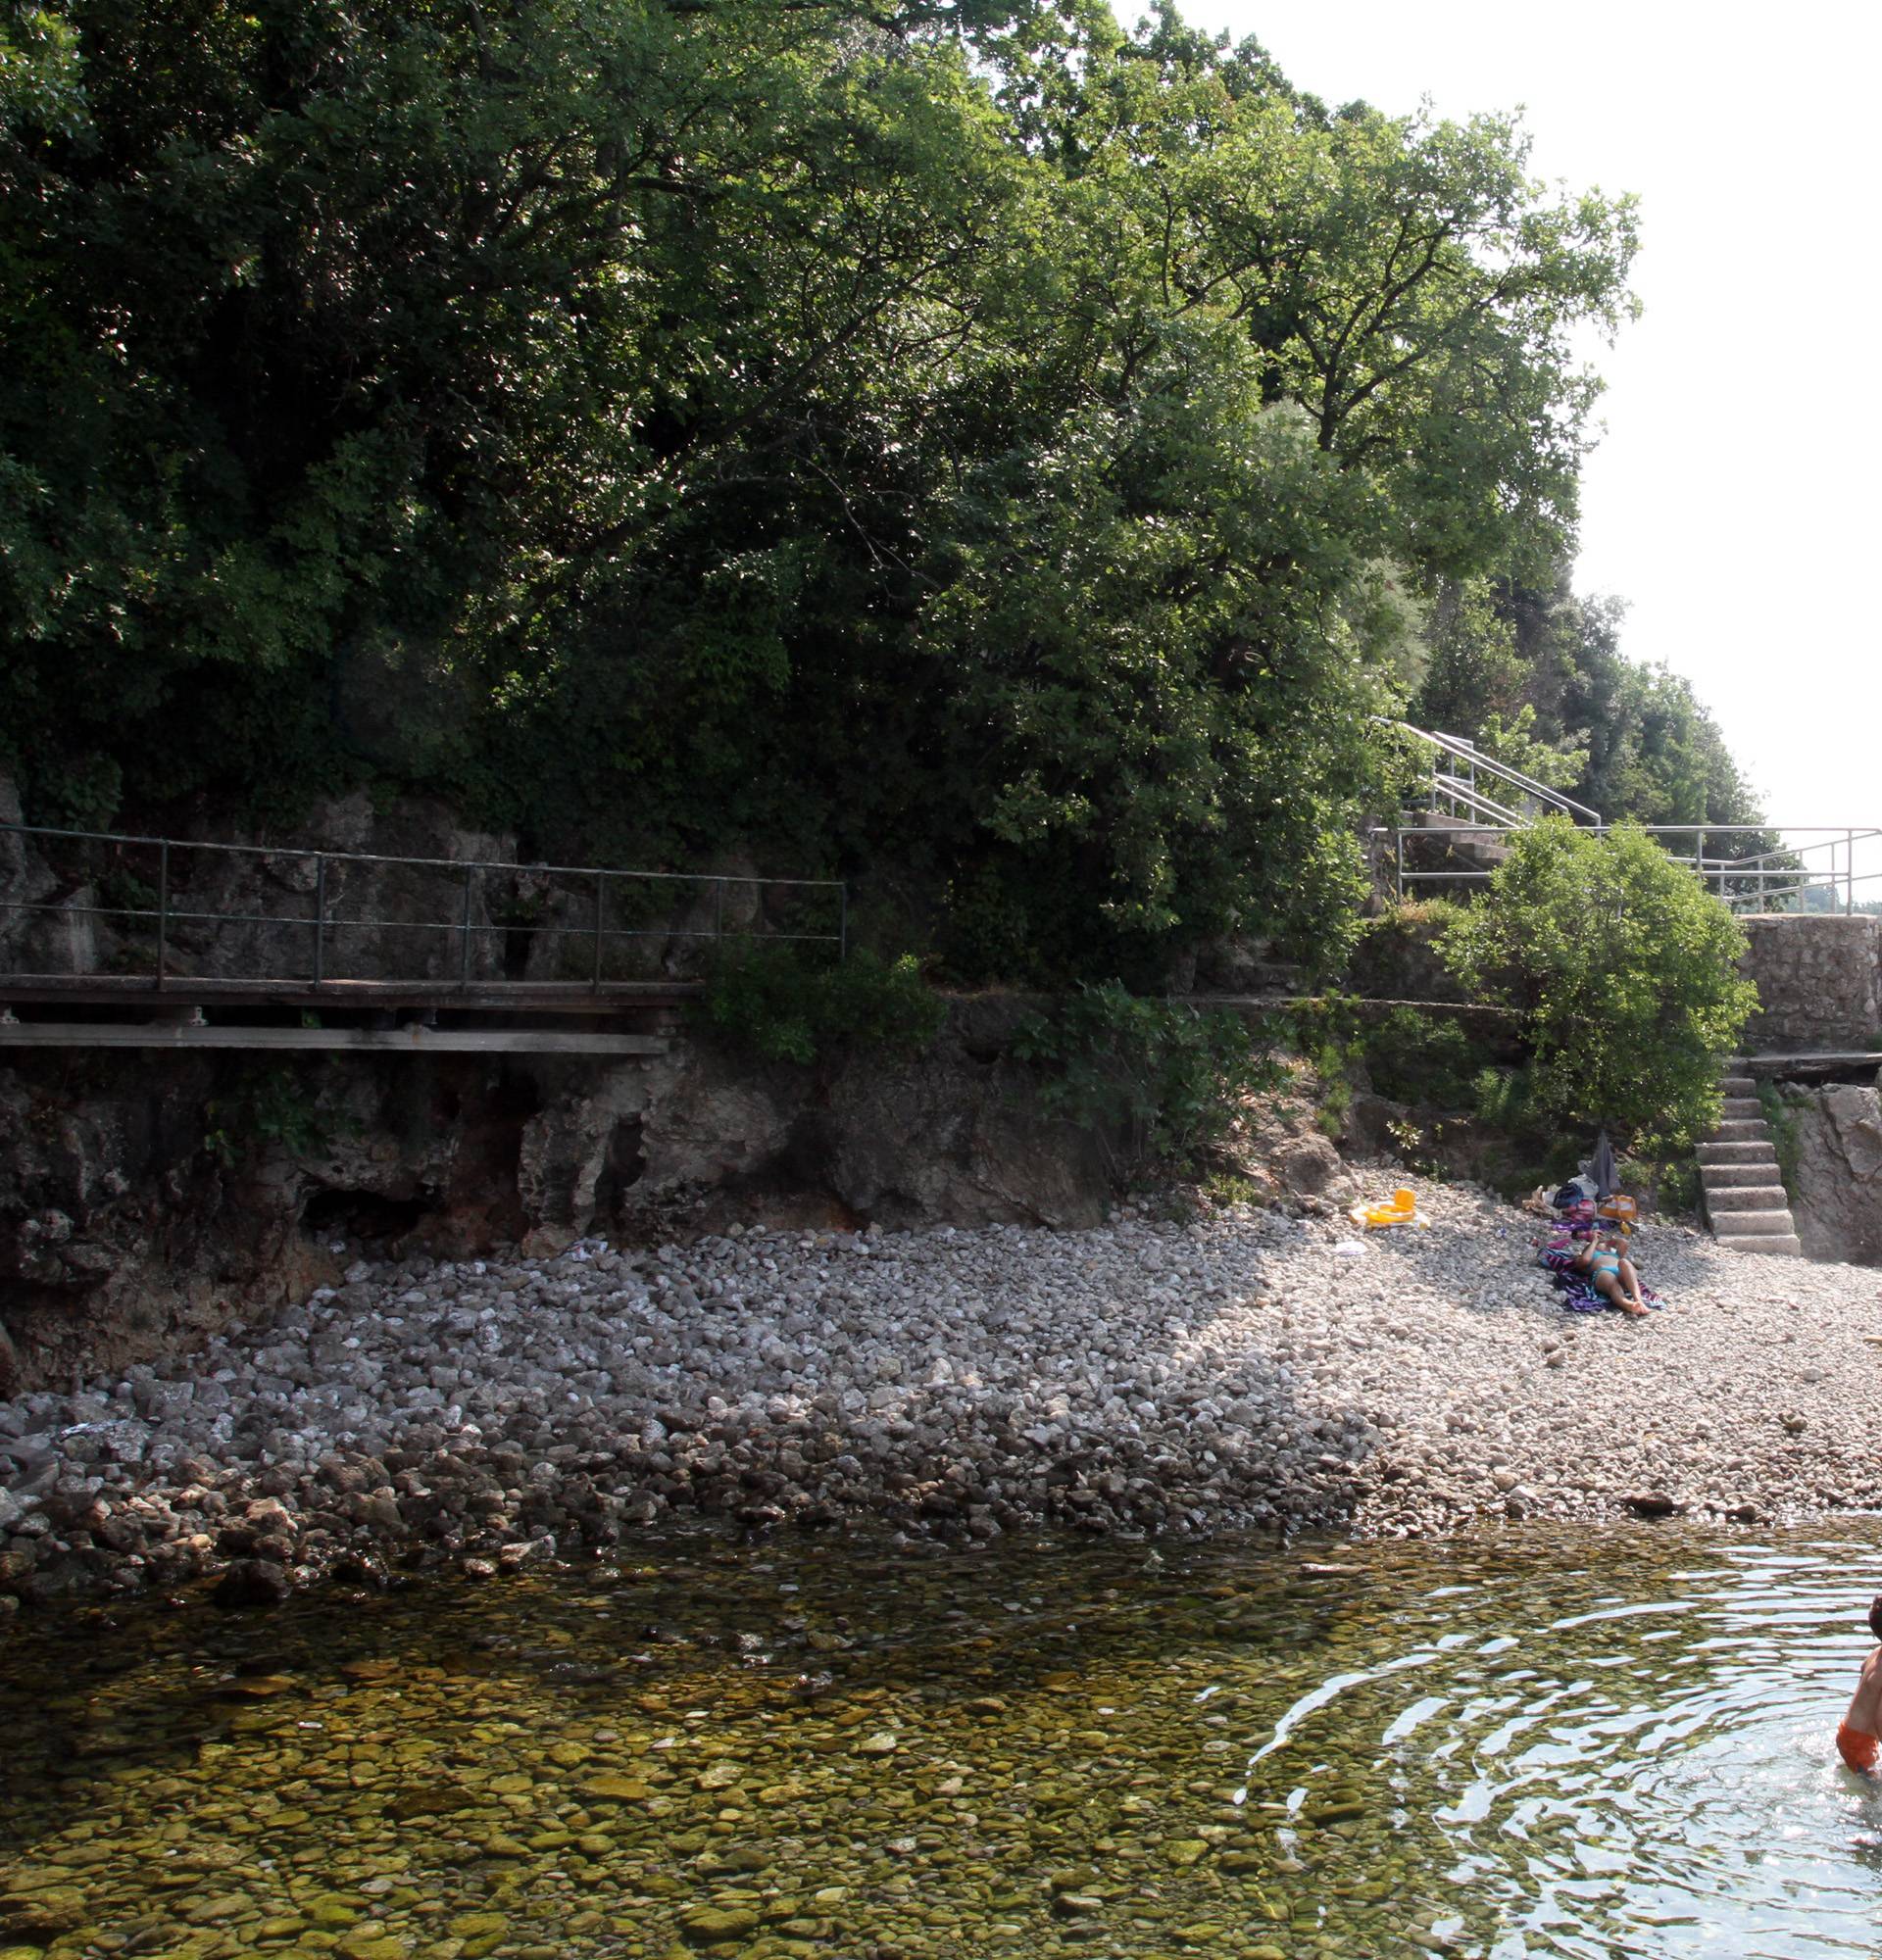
[1271,1132,1358,1203]
[168,789,515,985]
[1788,1083,1882,1264]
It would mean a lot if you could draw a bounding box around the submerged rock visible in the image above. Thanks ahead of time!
[212,1559,293,1608]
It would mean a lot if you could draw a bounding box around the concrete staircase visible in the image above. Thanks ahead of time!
[1697,1062,1803,1255]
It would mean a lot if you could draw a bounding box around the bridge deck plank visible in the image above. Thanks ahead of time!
[0,1022,668,1055]
[0,974,699,1012]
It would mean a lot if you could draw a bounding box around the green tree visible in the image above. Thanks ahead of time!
[1413,575,1527,738]
[0,0,1649,989]
[1090,28,1639,579]
[920,331,1412,981]
[1436,817,1758,1152]
[1475,706,1587,793]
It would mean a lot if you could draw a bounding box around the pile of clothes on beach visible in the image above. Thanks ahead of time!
[1532,1174,1663,1314]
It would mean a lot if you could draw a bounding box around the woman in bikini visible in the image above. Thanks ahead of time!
[1572,1226,1649,1318]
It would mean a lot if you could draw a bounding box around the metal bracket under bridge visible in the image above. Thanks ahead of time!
[0,823,845,1057]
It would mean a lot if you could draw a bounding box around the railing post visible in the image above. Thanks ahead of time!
[313,855,326,984]
[714,878,724,947]
[592,871,605,989]
[1695,829,1706,900]
[460,863,475,988]
[838,882,848,962]
[1848,830,1856,915]
[156,841,169,991]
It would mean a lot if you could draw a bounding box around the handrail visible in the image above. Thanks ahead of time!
[1426,775,1532,829]
[0,821,847,989]
[0,820,842,889]
[1370,819,1882,916]
[1382,719,1605,825]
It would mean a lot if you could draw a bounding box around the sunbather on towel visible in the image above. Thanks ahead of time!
[1537,1222,1662,1315]
[1572,1227,1649,1318]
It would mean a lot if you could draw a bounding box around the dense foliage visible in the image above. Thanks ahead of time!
[2,0,1659,981]
[1412,577,1767,837]
[701,944,944,1067]
[1012,983,1277,1181]
[1436,818,1758,1152]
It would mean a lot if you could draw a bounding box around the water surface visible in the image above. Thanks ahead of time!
[3,1522,1879,1959]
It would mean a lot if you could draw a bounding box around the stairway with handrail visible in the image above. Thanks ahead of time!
[1376,721,1881,917]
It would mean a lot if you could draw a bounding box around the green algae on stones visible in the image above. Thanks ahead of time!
[5,1524,1882,1960]
[676,1904,762,1944]
[0,1893,86,1941]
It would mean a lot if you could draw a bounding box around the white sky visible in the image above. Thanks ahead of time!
[1156,1,1882,893]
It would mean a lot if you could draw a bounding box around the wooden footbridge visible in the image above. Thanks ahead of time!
[0,823,844,1056]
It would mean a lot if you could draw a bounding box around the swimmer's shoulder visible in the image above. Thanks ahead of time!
[1858,1645,1882,1719]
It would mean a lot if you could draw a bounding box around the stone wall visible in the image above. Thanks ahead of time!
[1738,914,1882,1053]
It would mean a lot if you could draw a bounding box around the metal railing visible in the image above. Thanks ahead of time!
[0,823,846,988]
[1384,721,1605,828]
[1371,821,1882,915]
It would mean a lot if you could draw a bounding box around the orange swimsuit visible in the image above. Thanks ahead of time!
[1837,1722,1878,1774]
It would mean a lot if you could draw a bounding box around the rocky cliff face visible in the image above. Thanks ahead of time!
[0,782,1361,1396]
[0,1001,1126,1396]
[1784,1080,1882,1265]
[0,774,772,986]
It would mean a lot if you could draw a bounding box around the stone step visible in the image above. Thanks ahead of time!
[1711,1208,1798,1236]
[1702,1058,1803,1255]
[1710,1232,1803,1256]
[1704,1183,1792,1212]
[1700,1161,1783,1189]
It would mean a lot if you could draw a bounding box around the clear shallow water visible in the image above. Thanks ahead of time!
[1,1523,1879,1960]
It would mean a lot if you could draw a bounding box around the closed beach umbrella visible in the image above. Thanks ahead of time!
[1592,1128,1618,1199]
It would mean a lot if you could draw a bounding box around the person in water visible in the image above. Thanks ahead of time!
[1572,1226,1648,1317]
[1837,1593,1882,1776]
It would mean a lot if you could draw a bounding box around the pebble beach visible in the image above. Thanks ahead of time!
[4,1177,1881,1610]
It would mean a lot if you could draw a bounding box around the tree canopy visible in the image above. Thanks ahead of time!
[1,0,1686,981]
[1412,573,1768,836]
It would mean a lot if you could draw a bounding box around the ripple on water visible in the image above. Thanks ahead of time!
[0,1523,1878,1960]
[1241,1535,1882,1959]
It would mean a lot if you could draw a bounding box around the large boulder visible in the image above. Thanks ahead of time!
[1788,1081,1882,1265]
[620,999,1110,1233]
[816,1053,1108,1230]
